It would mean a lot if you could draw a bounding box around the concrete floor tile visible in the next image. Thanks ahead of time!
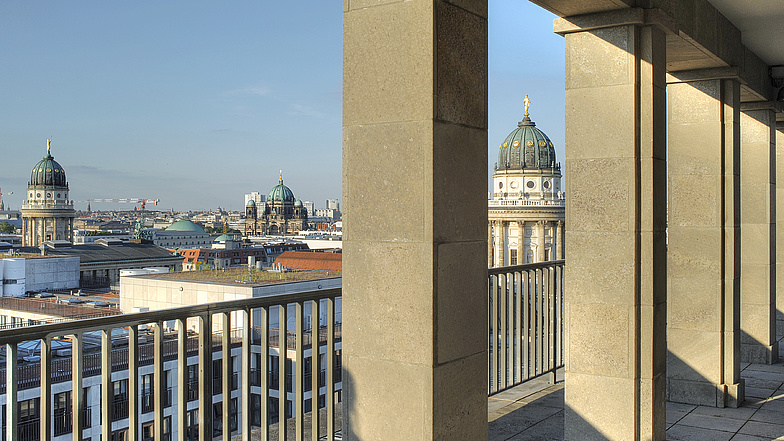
[690,405,756,420]
[667,401,698,413]
[507,411,563,441]
[729,434,775,441]
[667,424,735,441]
[677,413,747,433]
[488,402,563,440]
[745,386,778,399]
[738,421,784,439]
[749,408,784,424]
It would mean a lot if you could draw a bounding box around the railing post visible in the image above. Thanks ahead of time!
[101,329,112,441]
[260,306,270,441]
[295,301,304,441]
[278,304,288,441]
[241,309,252,441]
[155,322,165,441]
[311,300,320,441]
[6,343,18,441]
[40,336,51,441]
[198,313,214,441]
[325,298,334,441]
[71,333,83,441]
[221,312,231,441]
[128,325,139,441]
[176,319,187,441]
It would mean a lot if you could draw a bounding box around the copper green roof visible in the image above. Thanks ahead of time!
[267,175,295,202]
[497,115,557,171]
[165,219,206,233]
[30,151,68,188]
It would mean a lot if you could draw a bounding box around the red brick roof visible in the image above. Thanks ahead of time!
[274,251,342,272]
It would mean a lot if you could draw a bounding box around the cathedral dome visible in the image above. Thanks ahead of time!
[294,199,303,207]
[246,199,256,207]
[166,219,206,233]
[267,174,295,203]
[30,141,68,187]
[496,100,557,171]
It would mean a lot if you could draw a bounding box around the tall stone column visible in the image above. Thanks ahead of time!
[556,13,667,440]
[536,221,546,262]
[777,122,784,340]
[495,220,505,267]
[488,222,494,268]
[555,220,564,260]
[740,103,778,364]
[343,1,488,440]
[516,221,525,265]
[667,74,743,407]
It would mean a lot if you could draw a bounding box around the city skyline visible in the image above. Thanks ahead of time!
[0,1,564,212]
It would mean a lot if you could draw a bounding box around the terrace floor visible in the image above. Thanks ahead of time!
[489,336,784,441]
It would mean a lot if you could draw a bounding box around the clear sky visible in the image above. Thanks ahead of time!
[0,1,563,212]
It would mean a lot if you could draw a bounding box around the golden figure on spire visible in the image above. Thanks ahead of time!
[47,139,51,154]
[524,95,531,118]
[279,170,283,184]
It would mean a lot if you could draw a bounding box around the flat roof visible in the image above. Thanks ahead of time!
[131,267,340,286]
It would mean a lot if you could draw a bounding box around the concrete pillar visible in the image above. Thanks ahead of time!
[740,103,778,364]
[517,221,525,265]
[343,1,488,440]
[536,221,546,262]
[495,220,505,267]
[557,14,667,440]
[488,222,494,268]
[667,75,744,407]
[777,122,784,341]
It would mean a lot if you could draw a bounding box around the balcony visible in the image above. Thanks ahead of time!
[0,261,561,440]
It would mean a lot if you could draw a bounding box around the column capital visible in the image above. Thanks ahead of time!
[554,8,677,36]
[666,67,742,85]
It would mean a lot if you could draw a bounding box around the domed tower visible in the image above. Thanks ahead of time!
[488,97,565,267]
[21,140,77,246]
[244,199,258,236]
[262,171,308,235]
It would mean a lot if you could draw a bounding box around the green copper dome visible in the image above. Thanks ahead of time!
[497,114,557,171]
[30,142,68,188]
[267,174,295,203]
[246,199,256,207]
[166,219,206,233]
[294,199,303,207]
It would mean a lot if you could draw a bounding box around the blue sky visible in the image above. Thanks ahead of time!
[0,1,563,212]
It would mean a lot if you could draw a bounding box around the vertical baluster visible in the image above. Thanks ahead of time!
[279,304,288,441]
[101,330,112,441]
[40,336,52,441]
[128,325,138,441]
[6,342,18,441]
[199,314,214,441]
[222,313,231,441]
[490,274,498,393]
[242,309,252,441]
[549,265,556,382]
[295,302,304,441]
[71,333,83,441]
[260,307,269,441]
[499,272,507,390]
[523,270,531,381]
[176,319,187,441]
[558,264,564,367]
[325,298,334,441]
[542,268,550,379]
[514,270,522,384]
[155,322,165,441]
[536,269,544,376]
[311,300,320,441]
[507,270,514,387]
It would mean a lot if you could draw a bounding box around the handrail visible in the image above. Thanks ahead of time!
[488,259,565,276]
[0,287,341,344]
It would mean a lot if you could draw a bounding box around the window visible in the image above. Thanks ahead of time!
[54,391,72,436]
[510,249,518,266]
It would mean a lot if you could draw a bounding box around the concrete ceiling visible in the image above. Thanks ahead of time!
[709,0,784,66]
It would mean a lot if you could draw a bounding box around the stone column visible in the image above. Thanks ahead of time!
[535,220,546,262]
[555,220,564,260]
[778,122,784,341]
[556,13,667,440]
[667,74,744,407]
[740,103,778,364]
[516,221,525,265]
[495,220,505,267]
[343,1,488,440]
[488,222,494,268]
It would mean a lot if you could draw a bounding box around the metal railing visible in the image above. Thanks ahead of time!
[0,287,343,441]
[488,260,564,395]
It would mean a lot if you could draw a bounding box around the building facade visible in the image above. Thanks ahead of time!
[257,173,308,235]
[21,141,76,247]
[488,99,565,267]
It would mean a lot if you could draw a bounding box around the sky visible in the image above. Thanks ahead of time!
[0,1,564,212]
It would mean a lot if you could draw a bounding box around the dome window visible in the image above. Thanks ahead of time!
[526,181,535,189]
[37,193,41,198]
[526,140,533,147]
[543,181,551,189]
[512,140,519,147]
[498,182,503,189]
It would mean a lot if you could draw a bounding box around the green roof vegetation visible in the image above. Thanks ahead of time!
[144,267,340,285]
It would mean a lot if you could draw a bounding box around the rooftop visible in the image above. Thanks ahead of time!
[134,267,340,285]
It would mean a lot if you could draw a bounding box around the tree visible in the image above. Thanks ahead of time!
[0,221,16,234]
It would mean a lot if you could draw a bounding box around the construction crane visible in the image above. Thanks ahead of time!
[0,188,12,211]
[78,198,160,210]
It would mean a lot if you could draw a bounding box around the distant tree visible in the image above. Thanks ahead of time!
[0,221,15,234]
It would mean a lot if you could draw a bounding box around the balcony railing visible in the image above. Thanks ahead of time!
[0,287,343,441]
[0,260,563,440]
[488,260,564,395]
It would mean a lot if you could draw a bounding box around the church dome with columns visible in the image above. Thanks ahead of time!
[496,117,557,171]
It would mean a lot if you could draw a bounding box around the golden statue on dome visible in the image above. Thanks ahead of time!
[524,95,531,118]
